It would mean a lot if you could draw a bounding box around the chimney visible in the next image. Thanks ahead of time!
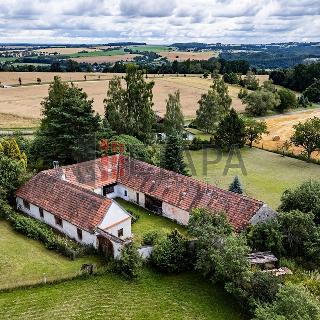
[53,161,59,169]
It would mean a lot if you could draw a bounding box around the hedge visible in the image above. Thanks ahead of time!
[0,200,95,259]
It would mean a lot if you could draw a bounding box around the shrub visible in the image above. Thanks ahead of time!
[279,180,320,224]
[142,230,164,246]
[150,229,191,273]
[188,137,208,150]
[113,243,143,279]
[253,283,320,320]
[0,200,94,259]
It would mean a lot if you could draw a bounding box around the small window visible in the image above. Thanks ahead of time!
[23,199,30,210]
[118,228,124,237]
[124,190,128,197]
[77,228,83,240]
[39,207,44,218]
[136,192,139,205]
[55,216,63,227]
[103,183,116,196]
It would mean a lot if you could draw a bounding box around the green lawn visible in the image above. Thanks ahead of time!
[66,49,126,58]
[0,220,102,289]
[115,198,188,244]
[0,269,243,320]
[187,147,320,209]
[126,45,172,52]
[0,57,17,62]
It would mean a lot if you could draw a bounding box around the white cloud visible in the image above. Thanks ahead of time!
[0,0,318,43]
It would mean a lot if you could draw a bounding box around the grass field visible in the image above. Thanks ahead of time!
[127,45,172,52]
[188,147,320,209]
[115,199,188,244]
[0,112,40,129]
[71,54,141,64]
[0,269,243,320]
[0,220,102,289]
[67,48,126,58]
[159,51,218,61]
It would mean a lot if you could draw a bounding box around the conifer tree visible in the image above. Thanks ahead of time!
[164,90,184,136]
[229,176,244,194]
[162,134,188,175]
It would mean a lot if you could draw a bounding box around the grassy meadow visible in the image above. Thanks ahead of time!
[0,269,243,320]
[0,220,102,289]
[187,147,320,209]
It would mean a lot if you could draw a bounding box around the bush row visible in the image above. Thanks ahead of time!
[0,200,95,259]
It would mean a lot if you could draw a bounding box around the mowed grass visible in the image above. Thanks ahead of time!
[67,48,126,58]
[0,220,102,289]
[187,147,320,209]
[115,199,187,244]
[127,45,172,52]
[0,269,243,320]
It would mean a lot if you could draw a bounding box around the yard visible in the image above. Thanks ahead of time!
[0,269,243,320]
[0,220,102,289]
[115,198,188,244]
[187,147,320,209]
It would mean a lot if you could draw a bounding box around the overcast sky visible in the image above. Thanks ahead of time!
[0,0,319,44]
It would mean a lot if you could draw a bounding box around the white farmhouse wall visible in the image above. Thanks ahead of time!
[98,202,131,239]
[16,197,97,247]
[162,202,189,225]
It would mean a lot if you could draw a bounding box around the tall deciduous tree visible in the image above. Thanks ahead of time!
[195,76,231,133]
[290,117,320,161]
[214,108,246,149]
[244,118,269,148]
[104,64,156,144]
[162,133,188,175]
[243,90,280,116]
[0,138,27,200]
[31,76,101,168]
[164,90,184,136]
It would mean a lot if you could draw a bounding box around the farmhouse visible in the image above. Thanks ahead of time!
[16,154,276,257]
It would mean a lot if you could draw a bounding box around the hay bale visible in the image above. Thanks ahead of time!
[272,135,280,141]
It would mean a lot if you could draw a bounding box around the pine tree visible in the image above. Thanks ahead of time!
[31,77,101,167]
[214,108,246,150]
[104,64,156,144]
[162,134,188,175]
[195,76,231,133]
[164,90,184,136]
[229,176,244,194]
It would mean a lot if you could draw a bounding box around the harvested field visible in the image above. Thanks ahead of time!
[34,47,100,55]
[71,54,141,64]
[0,74,246,128]
[0,72,121,86]
[159,51,218,61]
[254,108,320,160]
[0,113,39,129]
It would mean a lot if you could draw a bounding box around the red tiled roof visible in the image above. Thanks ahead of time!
[16,172,112,232]
[47,155,265,231]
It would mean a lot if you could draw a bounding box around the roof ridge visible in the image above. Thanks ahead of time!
[117,156,264,205]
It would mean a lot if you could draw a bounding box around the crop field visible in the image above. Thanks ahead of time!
[0,71,120,85]
[71,54,141,64]
[0,220,101,290]
[34,47,101,55]
[159,51,218,61]
[0,269,243,320]
[188,147,320,209]
[255,108,320,160]
[0,73,246,128]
